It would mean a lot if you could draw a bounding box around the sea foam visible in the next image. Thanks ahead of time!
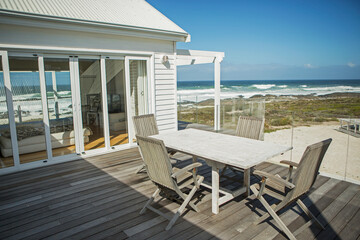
[252,84,276,90]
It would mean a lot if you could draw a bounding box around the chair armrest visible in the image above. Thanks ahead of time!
[253,170,295,189]
[280,160,299,168]
[171,162,202,178]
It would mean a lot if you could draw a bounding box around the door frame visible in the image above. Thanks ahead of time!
[125,56,153,145]
[0,50,20,172]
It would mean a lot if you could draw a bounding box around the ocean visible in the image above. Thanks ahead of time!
[177,79,360,102]
[1,79,360,117]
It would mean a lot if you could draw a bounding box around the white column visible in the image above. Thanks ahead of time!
[214,58,221,131]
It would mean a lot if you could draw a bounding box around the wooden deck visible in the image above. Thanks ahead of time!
[0,147,359,239]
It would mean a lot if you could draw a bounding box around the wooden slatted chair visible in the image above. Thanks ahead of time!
[221,115,265,178]
[136,135,204,230]
[133,114,178,173]
[250,138,332,240]
[133,114,159,173]
[235,115,265,140]
[133,114,159,138]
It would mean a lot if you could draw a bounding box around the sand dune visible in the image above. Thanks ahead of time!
[265,124,360,183]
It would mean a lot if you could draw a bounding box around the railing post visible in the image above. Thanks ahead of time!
[196,95,198,124]
[178,95,181,121]
[18,105,22,123]
[214,58,221,131]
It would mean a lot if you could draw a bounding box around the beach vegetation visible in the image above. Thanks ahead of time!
[178,94,360,133]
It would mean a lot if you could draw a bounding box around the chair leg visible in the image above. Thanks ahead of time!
[297,199,325,229]
[251,185,296,240]
[140,188,160,215]
[135,164,146,174]
[254,212,270,225]
[220,165,228,177]
[166,184,199,230]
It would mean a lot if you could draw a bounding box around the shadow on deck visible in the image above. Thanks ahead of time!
[0,147,359,239]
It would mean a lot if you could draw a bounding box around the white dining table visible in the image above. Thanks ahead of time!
[151,128,292,214]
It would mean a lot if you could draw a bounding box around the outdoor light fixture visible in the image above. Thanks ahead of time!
[162,55,169,63]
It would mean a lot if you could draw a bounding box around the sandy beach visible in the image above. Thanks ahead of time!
[265,124,360,183]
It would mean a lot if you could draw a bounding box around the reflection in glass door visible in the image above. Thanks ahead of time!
[0,57,15,168]
[129,60,148,116]
[79,59,105,151]
[126,58,150,142]
[44,58,76,157]
[105,59,128,147]
[8,56,47,164]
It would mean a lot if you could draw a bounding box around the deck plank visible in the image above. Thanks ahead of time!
[334,208,360,240]
[0,147,359,240]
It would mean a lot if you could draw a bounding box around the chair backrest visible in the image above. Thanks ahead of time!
[235,116,265,140]
[136,135,177,191]
[133,114,159,137]
[282,138,332,206]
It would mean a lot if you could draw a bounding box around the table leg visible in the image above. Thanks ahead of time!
[244,168,251,197]
[192,156,197,174]
[212,165,220,214]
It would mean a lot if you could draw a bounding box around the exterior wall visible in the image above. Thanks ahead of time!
[154,53,177,133]
[0,23,174,53]
[0,21,178,133]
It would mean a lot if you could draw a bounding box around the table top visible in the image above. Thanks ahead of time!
[152,128,292,169]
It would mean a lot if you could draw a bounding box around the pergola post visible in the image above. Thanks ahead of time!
[214,57,221,131]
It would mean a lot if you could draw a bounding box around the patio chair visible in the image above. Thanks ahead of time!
[235,115,265,140]
[221,116,264,178]
[136,135,204,230]
[133,114,177,173]
[250,138,332,240]
[133,114,159,138]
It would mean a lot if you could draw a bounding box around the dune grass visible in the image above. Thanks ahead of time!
[178,95,360,132]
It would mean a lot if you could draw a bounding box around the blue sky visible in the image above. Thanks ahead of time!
[148,0,360,80]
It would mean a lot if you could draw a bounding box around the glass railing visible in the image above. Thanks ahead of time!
[220,97,265,132]
[220,95,360,184]
[177,95,214,129]
[177,94,359,183]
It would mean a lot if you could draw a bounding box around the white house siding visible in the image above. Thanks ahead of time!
[154,53,177,133]
[0,23,174,53]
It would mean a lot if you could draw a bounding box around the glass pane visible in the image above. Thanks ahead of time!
[129,60,148,116]
[79,59,104,151]
[0,57,15,168]
[106,59,128,146]
[44,58,76,157]
[9,56,47,164]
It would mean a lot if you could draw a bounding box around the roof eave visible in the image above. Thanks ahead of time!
[0,10,190,42]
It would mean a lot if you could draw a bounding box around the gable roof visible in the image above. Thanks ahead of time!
[0,0,189,41]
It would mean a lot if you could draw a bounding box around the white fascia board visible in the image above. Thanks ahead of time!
[0,11,190,42]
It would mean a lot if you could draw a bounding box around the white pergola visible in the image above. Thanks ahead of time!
[176,49,225,131]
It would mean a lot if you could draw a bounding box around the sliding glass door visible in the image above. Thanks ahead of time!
[105,59,129,147]
[78,58,105,151]
[125,57,151,142]
[0,52,152,173]
[8,56,48,164]
[44,58,76,157]
[0,53,16,169]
